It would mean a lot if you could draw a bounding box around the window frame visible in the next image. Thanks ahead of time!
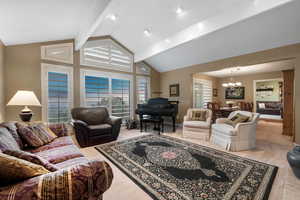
[80,39,134,73]
[41,63,74,123]
[80,69,134,119]
[136,76,151,104]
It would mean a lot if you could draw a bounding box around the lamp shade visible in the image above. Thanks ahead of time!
[7,90,41,106]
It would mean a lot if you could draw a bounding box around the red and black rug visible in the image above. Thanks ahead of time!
[96,135,278,200]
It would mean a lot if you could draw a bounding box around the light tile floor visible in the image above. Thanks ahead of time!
[78,120,300,200]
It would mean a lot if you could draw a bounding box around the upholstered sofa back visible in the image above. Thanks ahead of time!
[71,107,109,125]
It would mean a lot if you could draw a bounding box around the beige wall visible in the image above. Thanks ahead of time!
[160,43,300,143]
[218,71,282,106]
[4,38,161,122]
[0,40,5,122]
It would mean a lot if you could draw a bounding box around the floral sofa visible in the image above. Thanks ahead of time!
[0,122,113,200]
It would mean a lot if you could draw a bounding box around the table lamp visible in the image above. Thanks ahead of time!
[7,90,41,122]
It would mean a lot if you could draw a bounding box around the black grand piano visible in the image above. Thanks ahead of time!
[135,98,178,132]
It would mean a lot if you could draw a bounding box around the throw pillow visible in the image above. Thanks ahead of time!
[0,127,21,151]
[3,149,58,172]
[0,153,49,186]
[0,122,24,149]
[17,123,57,148]
[224,113,249,127]
[191,110,207,121]
[258,103,266,109]
[48,123,68,137]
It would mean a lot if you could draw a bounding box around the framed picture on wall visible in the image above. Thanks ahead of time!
[225,87,245,99]
[169,84,180,97]
[213,89,218,97]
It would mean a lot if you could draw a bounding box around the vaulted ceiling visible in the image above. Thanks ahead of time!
[0,0,299,72]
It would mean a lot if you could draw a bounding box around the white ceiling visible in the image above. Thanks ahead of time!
[0,0,299,73]
[201,60,294,78]
[0,0,110,45]
[145,0,300,72]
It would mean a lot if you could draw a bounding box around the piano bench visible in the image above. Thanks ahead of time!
[140,116,164,135]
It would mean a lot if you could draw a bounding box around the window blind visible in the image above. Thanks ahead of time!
[47,72,70,123]
[137,77,150,104]
[82,70,132,120]
[136,62,151,75]
[111,79,130,118]
[85,76,109,108]
[81,39,133,72]
[193,79,212,108]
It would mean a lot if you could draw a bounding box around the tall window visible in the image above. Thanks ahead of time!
[136,76,151,104]
[42,64,73,123]
[81,69,133,120]
[193,79,212,108]
[111,79,130,118]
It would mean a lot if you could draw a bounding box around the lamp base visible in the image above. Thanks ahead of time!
[19,112,33,122]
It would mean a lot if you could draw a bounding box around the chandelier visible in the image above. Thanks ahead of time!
[222,68,242,87]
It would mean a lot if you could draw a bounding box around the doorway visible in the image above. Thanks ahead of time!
[253,78,283,121]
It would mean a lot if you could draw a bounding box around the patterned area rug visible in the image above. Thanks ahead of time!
[96,135,278,200]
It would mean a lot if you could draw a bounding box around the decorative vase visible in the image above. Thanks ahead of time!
[287,145,300,179]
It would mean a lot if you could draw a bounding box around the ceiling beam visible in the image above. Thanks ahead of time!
[75,0,112,51]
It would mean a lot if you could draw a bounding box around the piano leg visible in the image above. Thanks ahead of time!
[172,116,176,132]
[140,115,143,132]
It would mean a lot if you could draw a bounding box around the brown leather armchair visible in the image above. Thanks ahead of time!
[71,107,122,147]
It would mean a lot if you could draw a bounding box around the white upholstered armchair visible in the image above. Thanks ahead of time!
[211,111,260,151]
[183,108,212,141]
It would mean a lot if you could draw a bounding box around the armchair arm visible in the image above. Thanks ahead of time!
[216,118,228,124]
[108,116,122,139]
[235,121,257,139]
[0,160,113,200]
[71,119,88,127]
[206,116,212,124]
[71,119,89,147]
[235,121,255,131]
[183,115,189,122]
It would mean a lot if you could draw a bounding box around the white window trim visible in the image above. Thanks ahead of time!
[80,39,133,73]
[136,76,151,104]
[193,78,213,108]
[80,69,134,119]
[41,63,74,122]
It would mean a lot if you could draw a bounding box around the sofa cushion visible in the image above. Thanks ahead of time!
[17,123,57,148]
[34,145,84,164]
[0,122,24,149]
[0,127,20,151]
[3,149,58,172]
[183,121,210,129]
[88,124,112,135]
[212,124,237,136]
[29,136,74,153]
[54,157,89,169]
[0,153,49,186]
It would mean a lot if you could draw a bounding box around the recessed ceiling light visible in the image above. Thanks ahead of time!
[176,6,184,15]
[144,29,151,37]
[197,22,204,30]
[107,14,117,21]
[165,39,170,43]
